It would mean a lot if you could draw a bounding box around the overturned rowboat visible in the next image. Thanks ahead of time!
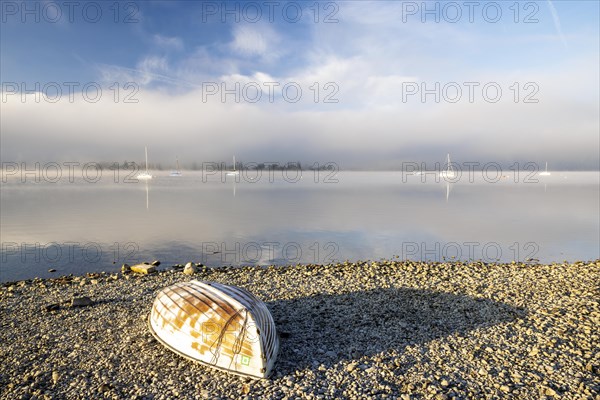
[148,280,279,379]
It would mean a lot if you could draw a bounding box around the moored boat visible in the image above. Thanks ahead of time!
[439,153,456,180]
[170,157,182,177]
[137,146,153,180]
[226,155,240,176]
[149,280,278,379]
[539,161,551,176]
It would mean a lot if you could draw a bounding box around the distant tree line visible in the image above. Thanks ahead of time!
[86,161,336,171]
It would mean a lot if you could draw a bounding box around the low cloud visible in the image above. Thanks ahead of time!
[2,61,598,170]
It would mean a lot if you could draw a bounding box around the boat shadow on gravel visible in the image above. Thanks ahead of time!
[268,287,525,374]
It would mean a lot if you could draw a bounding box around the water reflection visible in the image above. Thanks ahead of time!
[145,180,149,210]
[0,171,598,281]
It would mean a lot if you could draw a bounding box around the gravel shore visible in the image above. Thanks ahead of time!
[1,260,599,399]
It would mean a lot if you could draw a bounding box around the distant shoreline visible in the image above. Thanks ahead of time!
[3,164,600,173]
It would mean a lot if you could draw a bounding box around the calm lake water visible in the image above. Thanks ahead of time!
[1,171,598,282]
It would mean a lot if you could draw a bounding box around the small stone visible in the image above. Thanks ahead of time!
[121,264,131,273]
[183,262,196,275]
[545,388,557,397]
[48,268,57,273]
[346,363,357,372]
[585,363,594,372]
[529,347,539,356]
[99,383,111,393]
[242,384,250,394]
[500,385,510,393]
[52,371,59,385]
[130,264,157,274]
[44,304,60,312]
[440,379,449,387]
[71,296,94,307]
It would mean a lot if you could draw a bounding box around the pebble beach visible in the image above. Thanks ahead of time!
[1,260,599,400]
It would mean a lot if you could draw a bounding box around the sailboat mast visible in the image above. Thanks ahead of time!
[145,146,149,172]
[233,155,236,172]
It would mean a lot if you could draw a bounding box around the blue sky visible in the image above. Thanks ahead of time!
[1,1,599,168]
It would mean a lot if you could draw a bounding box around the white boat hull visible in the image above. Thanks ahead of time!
[439,171,457,179]
[149,280,278,379]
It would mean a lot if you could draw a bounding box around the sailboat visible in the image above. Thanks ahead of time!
[170,157,182,177]
[136,146,153,180]
[226,155,240,176]
[539,162,551,176]
[439,153,456,179]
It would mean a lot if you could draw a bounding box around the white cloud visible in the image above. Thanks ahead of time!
[153,34,184,51]
[220,71,277,86]
[137,56,169,73]
[96,57,200,88]
[230,24,281,60]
